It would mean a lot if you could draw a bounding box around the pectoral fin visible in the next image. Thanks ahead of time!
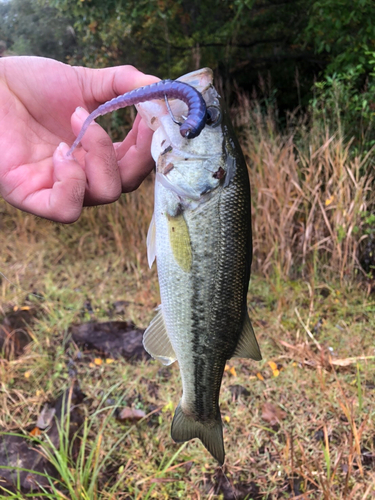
[156,172,200,201]
[167,214,192,272]
[143,306,176,365]
[147,213,157,269]
[232,313,262,361]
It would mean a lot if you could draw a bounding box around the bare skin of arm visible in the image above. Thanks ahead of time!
[0,56,159,223]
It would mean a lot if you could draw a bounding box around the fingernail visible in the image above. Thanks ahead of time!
[57,142,75,160]
[75,106,89,119]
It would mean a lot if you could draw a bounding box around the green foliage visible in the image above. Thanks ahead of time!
[50,0,313,93]
[0,0,76,60]
[310,69,375,152]
[305,0,375,76]
[1,0,375,155]
[305,1,375,149]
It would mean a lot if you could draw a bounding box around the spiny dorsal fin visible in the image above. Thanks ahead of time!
[143,306,176,365]
[232,313,262,361]
[171,402,225,465]
[147,213,156,269]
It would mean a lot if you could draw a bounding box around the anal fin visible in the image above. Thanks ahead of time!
[143,306,176,365]
[232,313,262,361]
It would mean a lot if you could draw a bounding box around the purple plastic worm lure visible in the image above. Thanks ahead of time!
[67,80,207,156]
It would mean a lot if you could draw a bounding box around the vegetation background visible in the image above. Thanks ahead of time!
[0,0,374,498]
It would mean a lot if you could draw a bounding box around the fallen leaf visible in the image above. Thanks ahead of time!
[325,195,334,206]
[94,358,102,366]
[229,366,237,377]
[261,403,286,426]
[117,408,146,422]
[106,358,115,364]
[24,371,31,379]
[29,427,42,437]
[256,372,264,381]
[267,360,280,377]
[223,415,230,423]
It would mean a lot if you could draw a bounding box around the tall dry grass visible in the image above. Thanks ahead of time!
[0,177,155,303]
[1,96,373,285]
[232,92,375,281]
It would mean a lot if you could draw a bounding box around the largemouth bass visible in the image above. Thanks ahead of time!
[137,68,261,465]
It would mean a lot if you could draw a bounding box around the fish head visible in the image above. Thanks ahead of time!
[136,67,222,153]
[136,68,232,211]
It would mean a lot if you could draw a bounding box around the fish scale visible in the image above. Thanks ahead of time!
[138,68,261,465]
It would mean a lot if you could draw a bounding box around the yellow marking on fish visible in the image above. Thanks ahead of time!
[167,214,192,272]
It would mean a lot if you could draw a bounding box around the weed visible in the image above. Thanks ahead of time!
[232,91,375,281]
[1,100,375,497]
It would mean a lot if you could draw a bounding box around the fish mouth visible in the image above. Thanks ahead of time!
[176,67,214,94]
[135,68,216,140]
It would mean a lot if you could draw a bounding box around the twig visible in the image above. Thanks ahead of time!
[294,308,322,351]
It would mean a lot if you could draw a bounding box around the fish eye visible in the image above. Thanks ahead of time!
[206,106,221,127]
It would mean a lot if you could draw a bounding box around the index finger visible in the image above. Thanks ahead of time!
[79,65,160,107]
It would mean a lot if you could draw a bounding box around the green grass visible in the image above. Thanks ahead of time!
[1,195,374,499]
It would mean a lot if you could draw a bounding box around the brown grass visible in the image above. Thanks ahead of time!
[3,95,372,284]
[232,93,375,281]
[0,100,374,498]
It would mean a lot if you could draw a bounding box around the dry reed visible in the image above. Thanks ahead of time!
[232,92,375,281]
[1,97,373,284]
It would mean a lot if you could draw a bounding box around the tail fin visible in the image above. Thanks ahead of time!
[171,402,225,465]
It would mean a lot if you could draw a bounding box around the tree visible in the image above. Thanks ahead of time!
[51,0,317,109]
[305,0,375,149]
[0,0,76,61]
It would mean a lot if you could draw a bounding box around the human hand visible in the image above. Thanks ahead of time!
[0,56,158,222]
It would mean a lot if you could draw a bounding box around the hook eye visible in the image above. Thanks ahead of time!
[206,106,222,127]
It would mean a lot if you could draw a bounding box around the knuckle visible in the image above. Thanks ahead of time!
[96,135,113,152]
[70,183,86,206]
